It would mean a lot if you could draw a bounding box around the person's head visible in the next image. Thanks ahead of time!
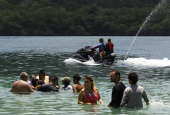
[73,74,81,84]
[37,80,44,86]
[32,78,38,87]
[128,72,138,85]
[60,77,71,86]
[30,74,35,81]
[39,70,45,81]
[110,70,120,83]
[51,75,58,86]
[20,72,28,82]
[108,38,111,42]
[99,38,104,43]
[84,76,95,91]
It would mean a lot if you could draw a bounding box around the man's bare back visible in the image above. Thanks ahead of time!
[73,84,84,93]
[11,80,34,93]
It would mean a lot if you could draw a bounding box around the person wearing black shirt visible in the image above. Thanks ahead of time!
[108,70,126,108]
[37,76,59,92]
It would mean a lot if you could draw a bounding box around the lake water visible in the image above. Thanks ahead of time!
[0,36,170,115]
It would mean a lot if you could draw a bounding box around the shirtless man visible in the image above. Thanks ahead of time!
[72,74,84,93]
[11,72,34,93]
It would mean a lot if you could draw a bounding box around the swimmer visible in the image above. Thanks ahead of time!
[108,70,126,108]
[37,70,49,84]
[61,77,73,90]
[72,74,84,93]
[78,75,103,104]
[37,76,59,92]
[11,72,34,93]
[120,72,150,108]
[28,74,35,86]
[49,75,60,89]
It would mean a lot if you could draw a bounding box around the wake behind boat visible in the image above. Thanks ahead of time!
[71,46,116,65]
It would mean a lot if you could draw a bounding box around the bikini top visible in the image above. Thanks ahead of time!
[82,88,99,104]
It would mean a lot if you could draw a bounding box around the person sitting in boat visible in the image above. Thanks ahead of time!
[99,38,114,61]
[91,38,106,61]
[105,38,114,55]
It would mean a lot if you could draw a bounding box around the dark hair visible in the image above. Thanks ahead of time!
[128,72,138,84]
[30,74,35,79]
[37,80,44,85]
[73,74,81,80]
[51,75,58,83]
[99,38,104,42]
[111,70,120,80]
[39,70,45,75]
[64,80,70,88]
[108,38,111,42]
[32,78,38,87]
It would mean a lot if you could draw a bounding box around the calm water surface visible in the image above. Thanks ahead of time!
[0,36,170,115]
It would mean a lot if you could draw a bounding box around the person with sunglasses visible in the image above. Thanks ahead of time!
[78,76,103,104]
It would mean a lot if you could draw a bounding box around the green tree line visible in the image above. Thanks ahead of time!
[0,0,169,36]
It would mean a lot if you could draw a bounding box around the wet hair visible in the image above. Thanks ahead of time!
[20,72,28,79]
[73,74,81,81]
[51,75,59,85]
[128,72,138,84]
[39,70,45,75]
[37,80,44,85]
[111,70,120,80]
[32,78,38,87]
[64,80,70,88]
[84,76,95,91]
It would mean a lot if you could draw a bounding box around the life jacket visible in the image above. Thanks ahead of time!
[108,42,114,51]
[99,43,106,52]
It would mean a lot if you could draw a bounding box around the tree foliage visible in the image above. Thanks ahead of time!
[0,0,170,36]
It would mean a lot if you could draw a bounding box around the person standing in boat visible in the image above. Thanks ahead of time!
[78,75,103,104]
[72,74,84,93]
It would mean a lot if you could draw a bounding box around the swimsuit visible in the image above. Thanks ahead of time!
[82,88,98,104]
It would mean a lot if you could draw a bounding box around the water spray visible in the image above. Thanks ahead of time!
[124,0,167,60]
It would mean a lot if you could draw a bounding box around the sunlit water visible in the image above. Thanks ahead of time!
[0,36,170,115]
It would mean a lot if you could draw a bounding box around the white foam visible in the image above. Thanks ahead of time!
[121,57,170,68]
[63,58,100,65]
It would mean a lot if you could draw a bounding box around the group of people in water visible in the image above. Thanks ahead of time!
[10,69,150,108]
[10,38,150,108]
